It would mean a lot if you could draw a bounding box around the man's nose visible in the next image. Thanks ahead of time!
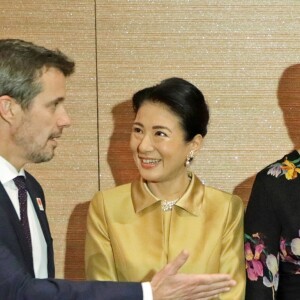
[57,108,71,128]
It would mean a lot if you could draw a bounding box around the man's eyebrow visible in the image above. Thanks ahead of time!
[45,97,65,107]
[132,122,143,127]
[52,97,65,103]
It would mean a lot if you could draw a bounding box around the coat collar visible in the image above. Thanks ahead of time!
[0,156,26,185]
[131,173,205,216]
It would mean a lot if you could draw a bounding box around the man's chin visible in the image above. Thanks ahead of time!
[29,151,55,164]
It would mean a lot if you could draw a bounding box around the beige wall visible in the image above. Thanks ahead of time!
[1,0,299,279]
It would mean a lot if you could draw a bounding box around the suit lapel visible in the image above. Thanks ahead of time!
[25,177,53,249]
[0,182,35,276]
[24,174,55,277]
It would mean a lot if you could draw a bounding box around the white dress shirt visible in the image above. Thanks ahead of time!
[142,282,153,300]
[0,156,48,278]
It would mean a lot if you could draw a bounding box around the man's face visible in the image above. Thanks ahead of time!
[12,67,71,165]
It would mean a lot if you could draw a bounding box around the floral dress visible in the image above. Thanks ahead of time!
[245,150,300,300]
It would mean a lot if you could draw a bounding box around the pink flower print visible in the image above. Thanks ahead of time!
[245,242,253,260]
[247,260,264,281]
[279,235,300,273]
[254,243,264,260]
[280,238,287,257]
[245,242,264,281]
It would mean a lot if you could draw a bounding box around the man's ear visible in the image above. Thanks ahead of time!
[0,95,19,123]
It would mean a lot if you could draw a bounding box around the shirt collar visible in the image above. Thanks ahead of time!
[131,173,205,216]
[0,156,26,185]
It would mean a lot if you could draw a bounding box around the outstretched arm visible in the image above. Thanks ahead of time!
[0,244,142,300]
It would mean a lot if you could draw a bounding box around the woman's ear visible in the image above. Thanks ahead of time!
[190,134,203,154]
[0,95,19,123]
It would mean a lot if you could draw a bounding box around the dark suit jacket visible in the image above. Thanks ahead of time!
[0,171,143,300]
[0,171,54,278]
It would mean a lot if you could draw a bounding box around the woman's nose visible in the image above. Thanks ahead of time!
[138,134,154,153]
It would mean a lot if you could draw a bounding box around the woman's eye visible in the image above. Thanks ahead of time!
[156,131,167,137]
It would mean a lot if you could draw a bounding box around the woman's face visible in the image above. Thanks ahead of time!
[130,101,196,184]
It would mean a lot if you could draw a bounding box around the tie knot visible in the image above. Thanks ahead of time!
[13,176,26,190]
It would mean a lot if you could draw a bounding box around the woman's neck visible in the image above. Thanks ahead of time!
[146,172,192,201]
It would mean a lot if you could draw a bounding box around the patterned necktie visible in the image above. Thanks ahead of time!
[13,176,32,253]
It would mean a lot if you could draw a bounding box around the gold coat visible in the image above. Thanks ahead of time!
[85,174,245,299]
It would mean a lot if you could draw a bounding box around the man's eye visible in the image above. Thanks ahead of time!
[133,127,142,133]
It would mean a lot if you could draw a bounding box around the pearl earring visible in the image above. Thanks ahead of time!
[185,150,194,167]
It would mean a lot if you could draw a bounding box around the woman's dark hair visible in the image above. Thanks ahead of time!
[132,77,209,141]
